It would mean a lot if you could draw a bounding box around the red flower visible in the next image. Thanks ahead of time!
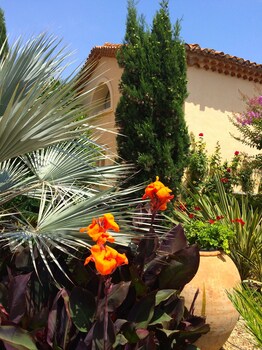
[226,168,231,173]
[216,215,224,220]
[220,177,229,183]
[199,133,204,137]
[234,151,240,156]
[208,219,216,224]
[194,206,201,211]
[188,213,195,219]
[232,218,245,226]
[179,203,187,211]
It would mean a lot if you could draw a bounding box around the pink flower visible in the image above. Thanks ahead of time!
[257,96,262,105]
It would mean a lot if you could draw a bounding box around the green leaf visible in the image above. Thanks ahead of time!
[129,265,148,297]
[0,326,37,350]
[155,328,180,338]
[121,322,140,344]
[155,289,176,306]
[127,291,156,328]
[69,287,96,332]
[149,309,172,326]
[113,333,128,347]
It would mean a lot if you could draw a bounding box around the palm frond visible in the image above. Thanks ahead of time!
[1,180,146,282]
[23,138,134,190]
[0,34,98,162]
[0,158,37,205]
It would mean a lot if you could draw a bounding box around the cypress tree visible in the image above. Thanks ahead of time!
[116,0,190,193]
[0,8,8,60]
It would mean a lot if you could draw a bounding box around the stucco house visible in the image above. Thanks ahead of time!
[81,42,262,162]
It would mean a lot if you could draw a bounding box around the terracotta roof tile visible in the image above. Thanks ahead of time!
[85,42,262,83]
[185,43,261,70]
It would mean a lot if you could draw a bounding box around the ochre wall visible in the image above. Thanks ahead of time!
[86,57,261,162]
[185,66,260,160]
[84,57,122,159]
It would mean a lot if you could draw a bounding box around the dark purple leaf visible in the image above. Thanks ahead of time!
[159,245,200,290]
[0,325,37,349]
[114,319,128,333]
[142,256,166,289]
[8,272,32,324]
[135,226,159,267]
[98,281,131,314]
[159,224,188,255]
[46,289,64,347]
[93,316,115,350]
[164,296,185,328]
[127,291,156,328]
[69,286,96,332]
[177,320,210,343]
[75,340,90,350]
[139,331,157,349]
[83,323,95,347]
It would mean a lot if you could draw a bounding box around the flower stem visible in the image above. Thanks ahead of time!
[103,276,111,350]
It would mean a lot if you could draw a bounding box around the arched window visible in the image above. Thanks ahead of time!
[92,83,111,113]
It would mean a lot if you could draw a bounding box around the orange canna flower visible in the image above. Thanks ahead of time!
[80,213,119,244]
[80,219,103,241]
[102,213,119,232]
[84,244,128,275]
[142,176,174,211]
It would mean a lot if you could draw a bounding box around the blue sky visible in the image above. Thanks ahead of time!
[1,0,261,76]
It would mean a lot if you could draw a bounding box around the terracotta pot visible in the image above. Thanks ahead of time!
[181,250,241,350]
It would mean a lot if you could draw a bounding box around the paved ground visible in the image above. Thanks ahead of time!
[221,318,258,350]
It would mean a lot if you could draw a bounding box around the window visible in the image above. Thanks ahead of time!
[92,83,111,114]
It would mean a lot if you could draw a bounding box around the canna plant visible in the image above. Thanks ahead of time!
[0,177,209,349]
[66,177,209,350]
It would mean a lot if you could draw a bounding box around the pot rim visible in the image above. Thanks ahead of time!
[199,250,224,257]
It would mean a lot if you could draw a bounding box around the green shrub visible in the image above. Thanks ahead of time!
[184,220,234,253]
